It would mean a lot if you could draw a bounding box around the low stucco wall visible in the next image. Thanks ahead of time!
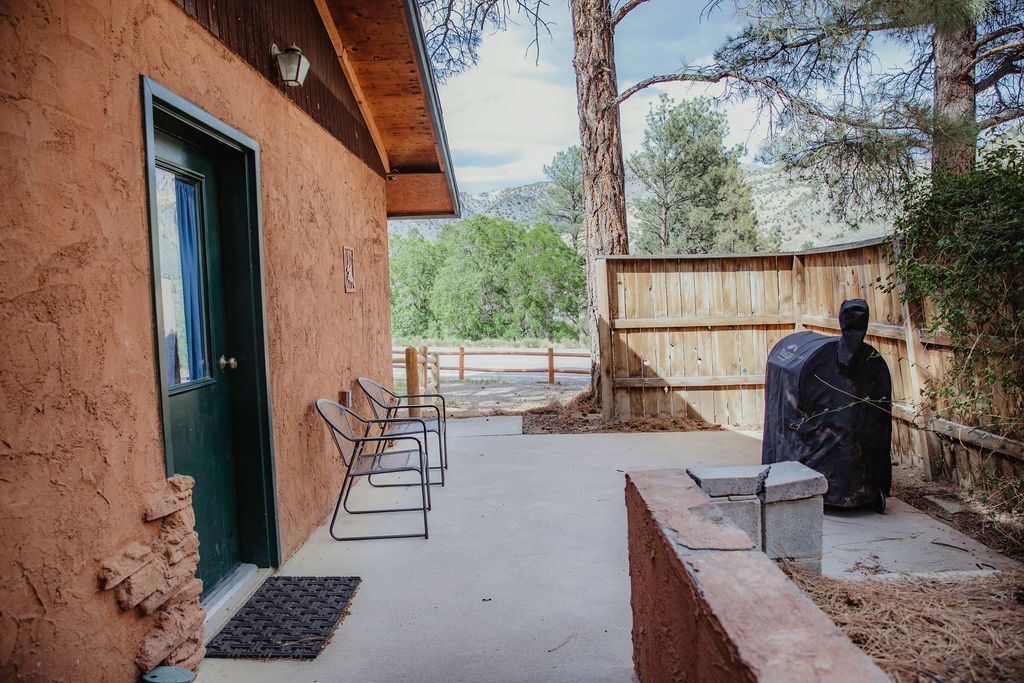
[0,0,390,678]
[625,470,888,682]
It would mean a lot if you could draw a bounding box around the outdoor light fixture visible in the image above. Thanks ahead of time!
[271,44,310,87]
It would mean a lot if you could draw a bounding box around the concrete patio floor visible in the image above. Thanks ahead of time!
[197,418,1018,683]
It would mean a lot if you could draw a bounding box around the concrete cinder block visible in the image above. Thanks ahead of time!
[710,497,762,549]
[686,465,769,497]
[762,461,828,503]
[763,496,823,560]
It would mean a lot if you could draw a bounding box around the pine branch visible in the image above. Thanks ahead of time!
[979,108,1024,129]
[612,0,650,27]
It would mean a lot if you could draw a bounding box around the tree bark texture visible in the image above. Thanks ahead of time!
[932,19,978,173]
[570,0,630,394]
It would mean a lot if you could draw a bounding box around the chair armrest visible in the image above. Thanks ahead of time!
[394,394,446,420]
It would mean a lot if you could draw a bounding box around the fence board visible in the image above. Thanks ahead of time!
[597,237,1020,482]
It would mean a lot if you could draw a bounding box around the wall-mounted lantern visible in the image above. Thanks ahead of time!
[271,44,310,87]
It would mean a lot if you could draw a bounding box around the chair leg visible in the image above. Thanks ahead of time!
[329,472,429,542]
[342,475,428,514]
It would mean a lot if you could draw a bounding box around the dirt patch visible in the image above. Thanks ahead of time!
[892,468,1024,563]
[787,567,1024,682]
[520,389,721,435]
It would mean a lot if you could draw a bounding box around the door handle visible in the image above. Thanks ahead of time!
[218,355,238,373]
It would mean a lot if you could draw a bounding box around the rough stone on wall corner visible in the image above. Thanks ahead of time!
[144,487,193,522]
[165,533,200,565]
[165,634,206,670]
[99,541,154,589]
[163,578,203,610]
[135,600,205,672]
[168,475,195,493]
[115,558,167,610]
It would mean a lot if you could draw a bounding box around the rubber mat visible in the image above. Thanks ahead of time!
[206,576,361,659]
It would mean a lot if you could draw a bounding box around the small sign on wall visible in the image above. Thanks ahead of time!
[344,246,356,293]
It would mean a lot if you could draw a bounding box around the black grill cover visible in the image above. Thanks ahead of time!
[761,300,893,507]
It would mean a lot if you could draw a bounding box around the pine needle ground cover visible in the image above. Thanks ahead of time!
[787,568,1024,682]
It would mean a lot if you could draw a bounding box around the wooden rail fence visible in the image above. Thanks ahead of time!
[596,237,1022,485]
[392,347,589,384]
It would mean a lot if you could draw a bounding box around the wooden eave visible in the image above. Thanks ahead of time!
[315,0,460,218]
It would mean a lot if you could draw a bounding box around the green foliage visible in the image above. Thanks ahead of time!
[389,229,438,338]
[628,96,764,254]
[389,216,586,342]
[887,142,1024,438]
[538,146,584,250]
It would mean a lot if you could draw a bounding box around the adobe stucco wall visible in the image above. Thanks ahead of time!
[0,0,390,679]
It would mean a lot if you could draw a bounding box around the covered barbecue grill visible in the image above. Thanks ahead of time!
[762,300,892,511]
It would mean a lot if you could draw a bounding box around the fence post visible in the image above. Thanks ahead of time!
[418,344,428,396]
[547,347,555,384]
[405,346,420,417]
[458,346,465,380]
[431,352,441,392]
[902,299,943,481]
[792,254,805,331]
[596,258,615,420]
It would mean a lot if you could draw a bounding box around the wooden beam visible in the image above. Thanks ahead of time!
[800,314,908,341]
[611,315,792,330]
[901,298,944,480]
[313,0,391,172]
[792,254,805,331]
[929,417,1024,462]
[614,375,766,389]
[596,258,615,420]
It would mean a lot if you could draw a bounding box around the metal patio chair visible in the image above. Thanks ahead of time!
[357,377,449,485]
[315,399,431,541]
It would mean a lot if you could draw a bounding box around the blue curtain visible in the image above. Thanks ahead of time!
[174,178,205,381]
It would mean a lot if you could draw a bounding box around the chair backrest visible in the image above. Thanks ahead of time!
[356,377,398,421]
[315,399,368,465]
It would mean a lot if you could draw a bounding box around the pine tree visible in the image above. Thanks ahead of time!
[629,96,761,254]
[538,146,585,250]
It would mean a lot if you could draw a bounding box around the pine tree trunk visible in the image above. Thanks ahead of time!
[932,19,977,173]
[570,0,629,400]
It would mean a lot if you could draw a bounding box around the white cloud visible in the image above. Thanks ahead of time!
[440,28,774,193]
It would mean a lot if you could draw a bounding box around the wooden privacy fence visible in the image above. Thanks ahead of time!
[393,347,590,384]
[596,237,1023,483]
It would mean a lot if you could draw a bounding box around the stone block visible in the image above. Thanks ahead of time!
[165,634,205,670]
[168,475,195,493]
[686,465,769,497]
[709,497,762,549]
[137,560,196,616]
[144,488,192,522]
[135,601,205,672]
[165,533,199,565]
[115,558,165,610]
[762,461,828,503]
[99,542,154,589]
[763,496,823,560]
[163,579,203,609]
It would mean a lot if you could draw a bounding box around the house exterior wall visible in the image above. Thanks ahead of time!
[0,0,392,679]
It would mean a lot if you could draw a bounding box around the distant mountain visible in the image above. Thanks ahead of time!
[388,164,891,250]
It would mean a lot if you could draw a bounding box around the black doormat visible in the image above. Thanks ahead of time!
[206,576,361,659]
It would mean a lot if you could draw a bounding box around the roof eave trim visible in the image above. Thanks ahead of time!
[401,0,461,218]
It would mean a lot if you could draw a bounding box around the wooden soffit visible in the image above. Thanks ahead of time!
[315,0,460,218]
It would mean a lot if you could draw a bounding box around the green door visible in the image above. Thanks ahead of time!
[154,130,242,594]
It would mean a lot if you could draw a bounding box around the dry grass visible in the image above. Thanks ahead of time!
[787,568,1024,682]
[520,388,721,435]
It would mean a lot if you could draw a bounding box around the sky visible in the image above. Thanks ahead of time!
[436,1,771,194]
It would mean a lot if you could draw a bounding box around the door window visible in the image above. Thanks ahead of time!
[156,167,209,387]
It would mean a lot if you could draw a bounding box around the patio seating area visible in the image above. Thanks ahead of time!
[196,417,1018,682]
